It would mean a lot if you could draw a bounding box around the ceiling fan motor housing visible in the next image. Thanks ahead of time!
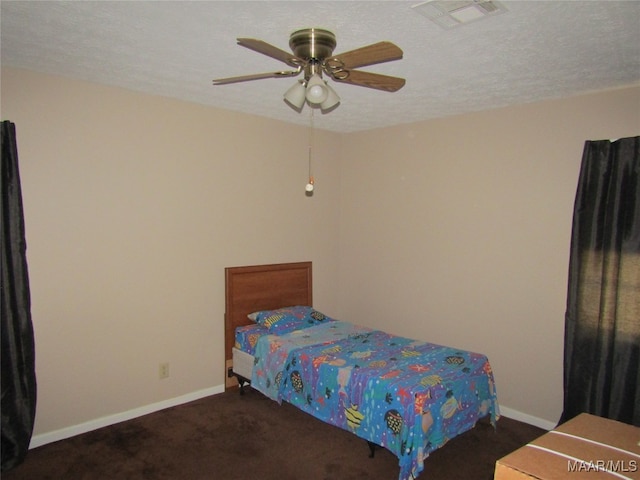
[289,28,336,61]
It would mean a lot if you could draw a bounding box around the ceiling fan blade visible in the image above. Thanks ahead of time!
[213,69,301,85]
[329,41,403,70]
[330,69,406,92]
[237,38,303,68]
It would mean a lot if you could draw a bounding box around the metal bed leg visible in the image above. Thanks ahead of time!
[367,441,377,458]
[228,367,251,395]
[236,375,250,395]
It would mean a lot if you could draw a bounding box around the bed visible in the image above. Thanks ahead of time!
[224,261,499,480]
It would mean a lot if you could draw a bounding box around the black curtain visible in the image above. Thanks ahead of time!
[561,136,640,426]
[1,121,37,471]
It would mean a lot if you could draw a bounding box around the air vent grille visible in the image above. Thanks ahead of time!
[412,0,508,29]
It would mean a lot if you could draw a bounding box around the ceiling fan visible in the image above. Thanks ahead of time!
[212,28,405,113]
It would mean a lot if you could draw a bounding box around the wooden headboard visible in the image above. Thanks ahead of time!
[224,261,312,388]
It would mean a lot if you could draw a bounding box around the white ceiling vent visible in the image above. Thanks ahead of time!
[412,1,508,29]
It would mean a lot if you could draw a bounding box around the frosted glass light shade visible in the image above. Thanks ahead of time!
[284,80,307,110]
[305,74,328,105]
[321,83,340,111]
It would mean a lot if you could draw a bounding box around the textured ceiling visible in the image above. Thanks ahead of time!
[2,1,639,133]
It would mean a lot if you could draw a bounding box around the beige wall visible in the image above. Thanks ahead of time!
[1,68,343,437]
[337,86,640,425]
[2,67,639,439]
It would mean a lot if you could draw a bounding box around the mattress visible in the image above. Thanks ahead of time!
[232,347,255,380]
[232,323,268,380]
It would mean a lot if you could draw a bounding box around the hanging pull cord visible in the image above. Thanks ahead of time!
[306,108,315,193]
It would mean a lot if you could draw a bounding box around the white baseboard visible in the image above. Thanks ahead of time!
[29,384,225,449]
[30,387,556,449]
[499,405,557,431]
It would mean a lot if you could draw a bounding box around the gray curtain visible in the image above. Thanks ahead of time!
[561,136,639,426]
[1,121,37,471]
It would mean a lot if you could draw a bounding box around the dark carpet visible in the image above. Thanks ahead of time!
[3,388,544,480]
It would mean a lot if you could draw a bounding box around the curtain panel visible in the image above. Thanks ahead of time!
[1,121,37,471]
[561,136,640,426]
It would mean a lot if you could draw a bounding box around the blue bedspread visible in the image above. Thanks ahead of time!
[251,321,499,480]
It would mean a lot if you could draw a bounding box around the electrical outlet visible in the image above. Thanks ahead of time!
[159,362,170,379]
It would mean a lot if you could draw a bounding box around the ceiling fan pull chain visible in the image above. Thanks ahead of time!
[306,108,315,194]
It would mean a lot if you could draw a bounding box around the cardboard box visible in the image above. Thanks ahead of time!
[494,413,640,479]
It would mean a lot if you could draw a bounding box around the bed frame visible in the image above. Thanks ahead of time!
[223,261,380,457]
[223,261,499,474]
[224,261,313,390]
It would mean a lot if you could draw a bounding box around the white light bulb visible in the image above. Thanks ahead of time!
[305,74,328,104]
[305,183,314,192]
[307,85,325,102]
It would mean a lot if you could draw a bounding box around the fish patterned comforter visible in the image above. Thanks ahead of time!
[251,321,499,480]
